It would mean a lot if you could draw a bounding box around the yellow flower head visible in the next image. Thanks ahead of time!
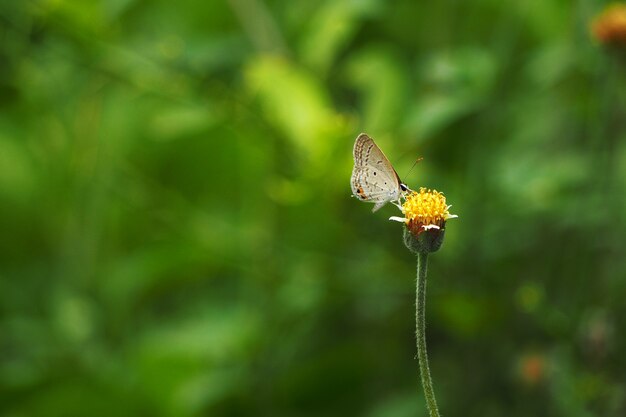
[591,3,626,46]
[389,187,457,253]
[390,187,457,233]
[402,188,455,231]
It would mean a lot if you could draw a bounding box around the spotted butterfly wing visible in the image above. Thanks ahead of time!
[351,133,408,212]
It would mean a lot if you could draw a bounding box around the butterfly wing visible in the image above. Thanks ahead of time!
[351,166,400,212]
[351,133,404,212]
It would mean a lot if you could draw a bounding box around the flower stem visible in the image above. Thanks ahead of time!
[416,252,440,417]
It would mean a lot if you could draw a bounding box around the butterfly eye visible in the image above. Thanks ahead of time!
[400,183,408,192]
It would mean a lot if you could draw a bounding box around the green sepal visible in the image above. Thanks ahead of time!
[403,226,445,254]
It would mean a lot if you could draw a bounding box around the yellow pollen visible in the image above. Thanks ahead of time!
[402,188,451,227]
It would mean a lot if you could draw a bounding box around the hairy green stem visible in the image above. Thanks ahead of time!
[416,252,440,417]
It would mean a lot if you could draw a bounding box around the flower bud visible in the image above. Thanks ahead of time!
[390,188,457,254]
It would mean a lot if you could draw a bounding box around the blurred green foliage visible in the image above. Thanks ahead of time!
[1,1,626,416]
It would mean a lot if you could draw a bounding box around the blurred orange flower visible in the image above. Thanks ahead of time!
[591,3,626,46]
[518,353,548,386]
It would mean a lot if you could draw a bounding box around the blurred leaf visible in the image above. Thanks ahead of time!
[404,47,497,140]
[148,104,218,141]
[245,55,348,160]
[299,0,381,73]
[0,133,36,203]
[345,46,410,134]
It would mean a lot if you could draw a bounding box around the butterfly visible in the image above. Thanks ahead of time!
[350,133,410,212]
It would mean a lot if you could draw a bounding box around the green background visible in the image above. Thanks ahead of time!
[1,1,625,416]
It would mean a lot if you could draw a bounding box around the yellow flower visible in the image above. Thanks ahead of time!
[590,3,626,46]
[390,188,457,234]
[390,188,458,253]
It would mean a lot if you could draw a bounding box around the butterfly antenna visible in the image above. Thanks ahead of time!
[403,156,424,180]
